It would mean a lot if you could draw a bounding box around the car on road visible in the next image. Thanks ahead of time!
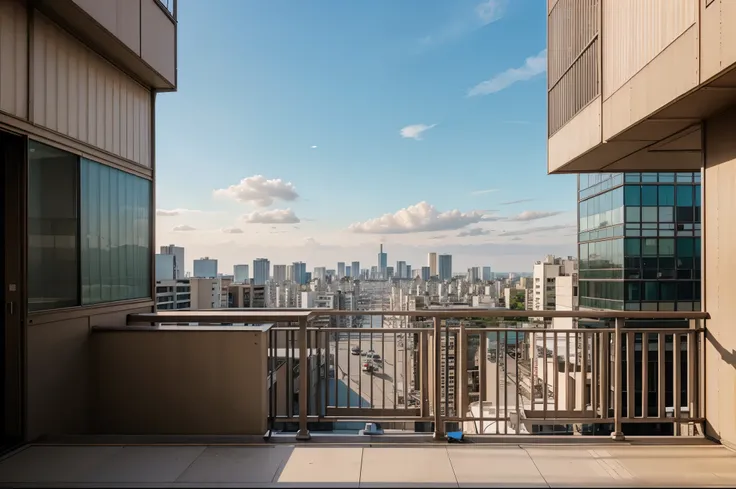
[351,346,361,355]
[362,361,374,373]
[370,353,381,362]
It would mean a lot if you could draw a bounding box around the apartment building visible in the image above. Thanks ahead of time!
[546,0,736,445]
[160,245,185,279]
[532,255,576,311]
[155,277,219,310]
[227,283,267,308]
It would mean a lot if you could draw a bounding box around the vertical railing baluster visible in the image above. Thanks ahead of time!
[658,332,666,420]
[531,330,537,412]
[495,330,501,434]
[553,331,559,413]
[626,331,635,420]
[599,329,609,423]
[334,326,339,409]
[382,327,386,409]
[479,332,487,435]
[565,331,571,411]
[612,317,624,441]
[459,323,468,430]
[296,317,310,440]
[394,329,398,410]
[433,316,443,439]
[288,330,294,420]
[698,321,705,425]
[515,330,521,434]
[543,328,548,421]
[580,331,588,416]
[688,320,697,422]
[673,332,682,436]
[591,332,598,420]
[642,332,649,419]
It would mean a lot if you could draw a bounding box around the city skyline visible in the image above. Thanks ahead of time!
[153,0,576,272]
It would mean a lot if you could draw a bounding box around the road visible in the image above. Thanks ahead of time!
[330,332,410,409]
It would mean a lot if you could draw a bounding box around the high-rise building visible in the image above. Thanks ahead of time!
[345,266,351,277]
[337,262,345,278]
[160,245,185,279]
[193,257,218,278]
[421,266,431,281]
[438,254,452,281]
[482,266,492,281]
[253,258,271,285]
[386,266,394,279]
[467,267,480,283]
[578,172,701,315]
[428,252,438,277]
[532,255,576,312]
[351,261,360,278]
[233,264,249,283]
[155,254,176,281]
[405,264,412,279]
[378,244,387,279]
[272,264,287,283]
[293,262,307,285]
[396,261,406,279]
[314,267,327,282]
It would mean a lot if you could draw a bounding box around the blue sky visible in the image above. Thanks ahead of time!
[154,0,577,274]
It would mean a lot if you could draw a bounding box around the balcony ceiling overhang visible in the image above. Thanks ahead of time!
[31,0,176,92]
[549,67,736,174]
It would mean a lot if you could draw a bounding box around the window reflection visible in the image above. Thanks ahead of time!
[28,142,79,311]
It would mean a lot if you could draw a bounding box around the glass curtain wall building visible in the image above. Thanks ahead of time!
[578,172,701,314]
[578,172,700,432]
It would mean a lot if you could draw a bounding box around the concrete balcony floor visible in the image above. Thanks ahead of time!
[0,436,735,488]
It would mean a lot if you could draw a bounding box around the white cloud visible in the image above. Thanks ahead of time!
[400,124,437,140]
[311,145,317,149]
[471,188,498,195]
[172,225,196,232]
[222,227,244,234]
[468,49,547,96]
[213,175,299,207]
[500,199,534,206]
[475,0,508,24]
[243,208,300,224]
[303,237,319,246]
[156,208,200,217]
[507,210,562,222]
[348,201,486,234]
[457,227,491,237]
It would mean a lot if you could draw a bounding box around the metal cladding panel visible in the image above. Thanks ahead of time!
[602,0,696,100]
[32,13,151,167]
[0,0,28,119]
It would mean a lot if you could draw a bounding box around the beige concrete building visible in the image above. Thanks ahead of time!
[547,0,736,448]
[0,0,176,443]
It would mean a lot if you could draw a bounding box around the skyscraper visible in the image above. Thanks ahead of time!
[233,264,249,283]
[421,266,431,281]
[428,252,437,277]
[351,261,360,278]
[438,254,452,281]
[345,266,351,277]
[272,264,287,283]
[482,266,492,281]
[396,261,406,279]
[378,244,387,279]
[337,262,345,278]
[293,262,307,285]
[253,258,270,285]
[160,244,185,279]
[193,257,218,278]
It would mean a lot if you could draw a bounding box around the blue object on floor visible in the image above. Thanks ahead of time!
[447,431,464,443]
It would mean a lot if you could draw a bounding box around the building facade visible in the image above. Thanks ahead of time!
[233,264,249,283]
[578,172,701,313]
[351,261,360,278]
[193,257,218,278]
[438,254,452,281]
[253,258,270,285]
[159,245,185,279]
[0,0,177,442]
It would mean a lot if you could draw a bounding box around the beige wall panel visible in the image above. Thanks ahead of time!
[93,330,269,435]
[603,27,699,140]
[71,0,141,55]
[548,97,601,173]
[0,0,28,119]
[140,0,176,85]
[700,0,722,82]
[602,0,696,100]
[718,0,736,78]
[32,13,151,167]
[26,317,91,440]
[703,107,736,449]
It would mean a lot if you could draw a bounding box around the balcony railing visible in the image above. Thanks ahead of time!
[126,309,707,441]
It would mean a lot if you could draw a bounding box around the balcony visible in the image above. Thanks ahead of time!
[0,308,734,486]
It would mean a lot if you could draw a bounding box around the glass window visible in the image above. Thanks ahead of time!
[626,206,641,222]
[641,206,658,222]
[626,282,641,301]
[658,186,675,205]
[694,186,701,206]
[677,186,693,206]
[677,237,694,258]
[81,158,151,304]
[659,238,675,256]
[642,173,658,183]
[28,142,79,311]
[644,282,659,301]
[624,238,640,256]
[659,207,674,222]
[659,173,675,183]
[624,186,640,205]
[677,173,693,183]
[641,186,658,206]
[642,238,658,256]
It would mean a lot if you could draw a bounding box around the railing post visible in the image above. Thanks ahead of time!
[432,316,444,440]
[296,316,311,441]
[611,317,625,441]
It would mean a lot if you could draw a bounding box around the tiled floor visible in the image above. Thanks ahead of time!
[0,442,735,487]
